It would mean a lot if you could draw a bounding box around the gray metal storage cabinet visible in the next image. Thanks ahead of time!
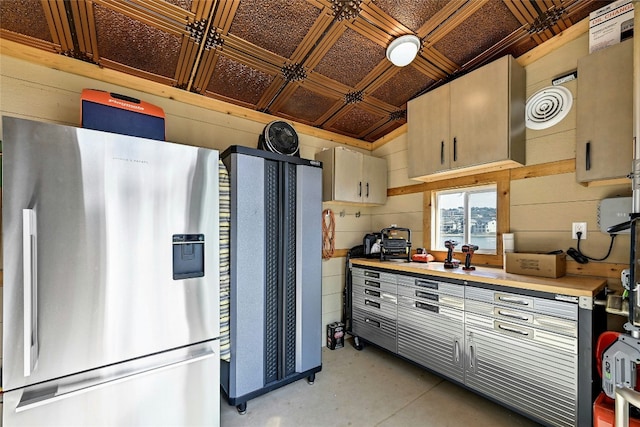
[220,146,323,414]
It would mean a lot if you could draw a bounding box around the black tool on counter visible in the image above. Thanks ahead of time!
[380,227,411,262]
[461,244,479,270]
[443,240,460,268]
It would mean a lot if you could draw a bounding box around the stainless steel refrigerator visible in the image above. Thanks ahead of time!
[1,117,221,426]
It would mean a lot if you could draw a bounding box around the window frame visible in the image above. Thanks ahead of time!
[422,171,510,267]
[433,184,497,255]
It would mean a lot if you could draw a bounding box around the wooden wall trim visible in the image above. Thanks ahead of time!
[388,170,510,196]
[0,38,369,150]
[333,249,349,258]
[509,159,575,180]
[422,191,432,249]
[567,261,627,280]
[389,159,575,197]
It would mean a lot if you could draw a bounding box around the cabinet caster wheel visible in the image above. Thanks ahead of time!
[236,402,247,415]
[307,373,315,385]
[353,336,363,351]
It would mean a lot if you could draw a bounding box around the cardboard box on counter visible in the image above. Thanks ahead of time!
[505,252,566,278]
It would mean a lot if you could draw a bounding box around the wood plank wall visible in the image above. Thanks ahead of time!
[0,19,633,338]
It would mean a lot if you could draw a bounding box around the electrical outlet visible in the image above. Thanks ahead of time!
[572,222,587,240]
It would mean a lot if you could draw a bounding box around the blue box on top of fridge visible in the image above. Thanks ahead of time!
[80,88,165,141]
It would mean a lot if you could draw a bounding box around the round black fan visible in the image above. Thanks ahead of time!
[257,120,299,157]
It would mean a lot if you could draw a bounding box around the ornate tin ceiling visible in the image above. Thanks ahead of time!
[0,0,611,142]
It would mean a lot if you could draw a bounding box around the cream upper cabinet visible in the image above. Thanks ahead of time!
[407,55,525,181]
[315,146,387,205]
[361,155,387,205]
[576,39,633,184]
[407,84,450,177]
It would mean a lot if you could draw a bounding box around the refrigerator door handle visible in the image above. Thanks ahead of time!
[23,208,39,377]
[16,347,217,412]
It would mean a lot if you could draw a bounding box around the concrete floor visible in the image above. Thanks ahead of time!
[220,339,542,427]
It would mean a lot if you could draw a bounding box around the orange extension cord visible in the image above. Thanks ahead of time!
[322,209,335,260]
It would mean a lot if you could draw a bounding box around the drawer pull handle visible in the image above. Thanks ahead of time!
[364,271,380,279]
[415,290,438,301]
[364,318,381,328]
[365,299,381,309]
[498,296,530,306]
[415,279,438,290]
[453,137,458,162]
[498,324,530,336]
[365,280,381,288]
[365,289,381,298]
[468,343,476,369]
[416,301,439,313]
[497,310,530,322]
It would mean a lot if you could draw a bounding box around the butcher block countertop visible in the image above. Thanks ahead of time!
[350,259,606,298]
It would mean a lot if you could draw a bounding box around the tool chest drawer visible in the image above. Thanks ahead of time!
[465,312,577,353]
[352,283,397,319]
[397,275,463,298]
[352,267,397,285]
[465,299,577,337]
[398,295,464,321]
[351,308,397,353]
[352,274,397,295]
[465,286,578,320]
[397,284,464,310]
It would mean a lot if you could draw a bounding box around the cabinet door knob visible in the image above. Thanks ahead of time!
[586,141,591,171]
[468,342,476,369]
[453,137,457,162]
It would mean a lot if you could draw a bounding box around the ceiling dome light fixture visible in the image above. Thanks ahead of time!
[386,34,421,67]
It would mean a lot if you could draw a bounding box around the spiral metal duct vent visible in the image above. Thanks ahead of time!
[525,86,573,130]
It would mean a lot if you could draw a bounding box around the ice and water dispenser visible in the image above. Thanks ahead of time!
[172,234,205,279]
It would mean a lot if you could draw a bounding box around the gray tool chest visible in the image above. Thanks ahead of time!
[351,268,398,353]
[348,265,603,427]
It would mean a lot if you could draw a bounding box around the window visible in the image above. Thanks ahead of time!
[433,185,497,254]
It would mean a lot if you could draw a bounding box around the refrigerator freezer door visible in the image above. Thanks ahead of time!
[2,340,220,426]
[2,117,220,391]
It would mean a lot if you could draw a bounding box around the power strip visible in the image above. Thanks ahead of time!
[567,247,589,264]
